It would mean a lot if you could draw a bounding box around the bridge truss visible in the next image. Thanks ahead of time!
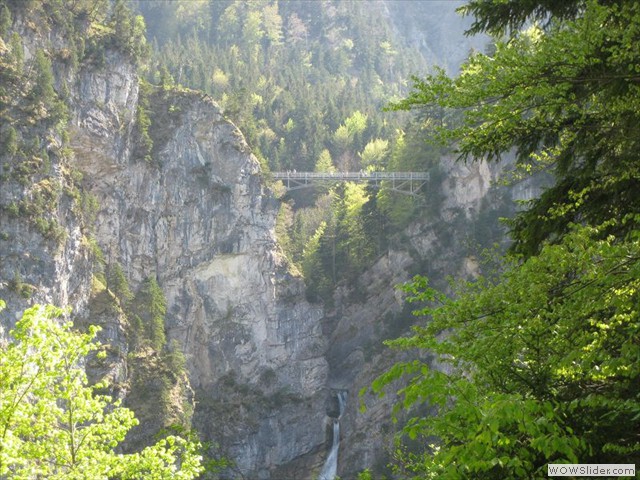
[271,171,430,195]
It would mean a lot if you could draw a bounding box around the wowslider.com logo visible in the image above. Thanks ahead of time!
[548,464,635,477]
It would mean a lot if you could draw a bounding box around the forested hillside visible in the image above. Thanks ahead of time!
[133,0,487,305]
[0,0,503,474]
[6,0,632,479]
[136,0,421,173]
[0,0,206,476]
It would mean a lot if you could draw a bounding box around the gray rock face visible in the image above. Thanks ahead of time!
[0,22,96,323]
[0,5,508,478]
[68,57,330,477]
[0,43,511,477]
[0,19,329,476]
[325,155,508,479]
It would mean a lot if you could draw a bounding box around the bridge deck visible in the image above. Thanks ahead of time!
[271,171,429,194]
[272,171,429,181]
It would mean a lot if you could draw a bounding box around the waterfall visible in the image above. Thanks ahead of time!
[318,391,347,480]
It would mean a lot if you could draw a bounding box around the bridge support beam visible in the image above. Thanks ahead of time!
[271,171,429,196]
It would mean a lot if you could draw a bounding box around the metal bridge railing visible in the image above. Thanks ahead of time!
[272,171,430,181]
[271,171,430,195]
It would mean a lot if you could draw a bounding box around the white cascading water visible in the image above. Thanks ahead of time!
[318,391,347,480]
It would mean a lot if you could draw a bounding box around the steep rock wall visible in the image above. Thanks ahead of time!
[324,155,514,479]
[0,16,95,326]
[377,0,489,75]
[1,17,330,478]
[0,6,536,479]
[69,59,330,478]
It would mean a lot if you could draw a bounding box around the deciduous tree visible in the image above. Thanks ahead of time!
[367,222,640,478]
[0,300,203,479]
[389,0,640,256]
[370,1,640,477]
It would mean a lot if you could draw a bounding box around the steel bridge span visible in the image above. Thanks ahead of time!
[271,171,429,195]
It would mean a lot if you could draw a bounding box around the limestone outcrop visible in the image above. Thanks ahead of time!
[0,4,520,478]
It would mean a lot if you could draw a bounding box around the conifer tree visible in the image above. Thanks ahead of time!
[0,4,11,37]
[30,50,55,106]
[133,276,167,353]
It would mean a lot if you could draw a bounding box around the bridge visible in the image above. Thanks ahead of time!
[271,171,429,195]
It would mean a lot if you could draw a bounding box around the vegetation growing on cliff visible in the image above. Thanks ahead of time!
[0,1,206,462]
[0,16,69,244]
[390,0,640,257]
[370,0,640,477]
[8,0,629,477]
[136,0,420,173]
[0,300,204,479]
[0,0,148,247]
[135,0,463,304]
[371,223,640,477]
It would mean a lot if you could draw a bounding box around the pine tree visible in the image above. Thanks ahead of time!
[133,276,167,352]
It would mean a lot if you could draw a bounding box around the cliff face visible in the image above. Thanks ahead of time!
[377,0,489,74]
[326,156,516,479]
[71,51,331,479]
[0,17,94,323]
[0,12,330,478]
[0,4,518,479]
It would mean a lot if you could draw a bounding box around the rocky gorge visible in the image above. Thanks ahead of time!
[0,2,530,479]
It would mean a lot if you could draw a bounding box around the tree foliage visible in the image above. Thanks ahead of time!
[368,222,640,478]
[314,149,336,173]
[359,138,389,169]
[293,183,381,304]
[390,0,640,256]
[29,50,55,106]
[0,300,203,479]
[301,220,332,303]
[107,261,133,306]
[131,276,167,352]
[369,0,640,477]
[137,0,457,303]
[109,0,149,63]
[459,0,588,36]
[137,0,420,173]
